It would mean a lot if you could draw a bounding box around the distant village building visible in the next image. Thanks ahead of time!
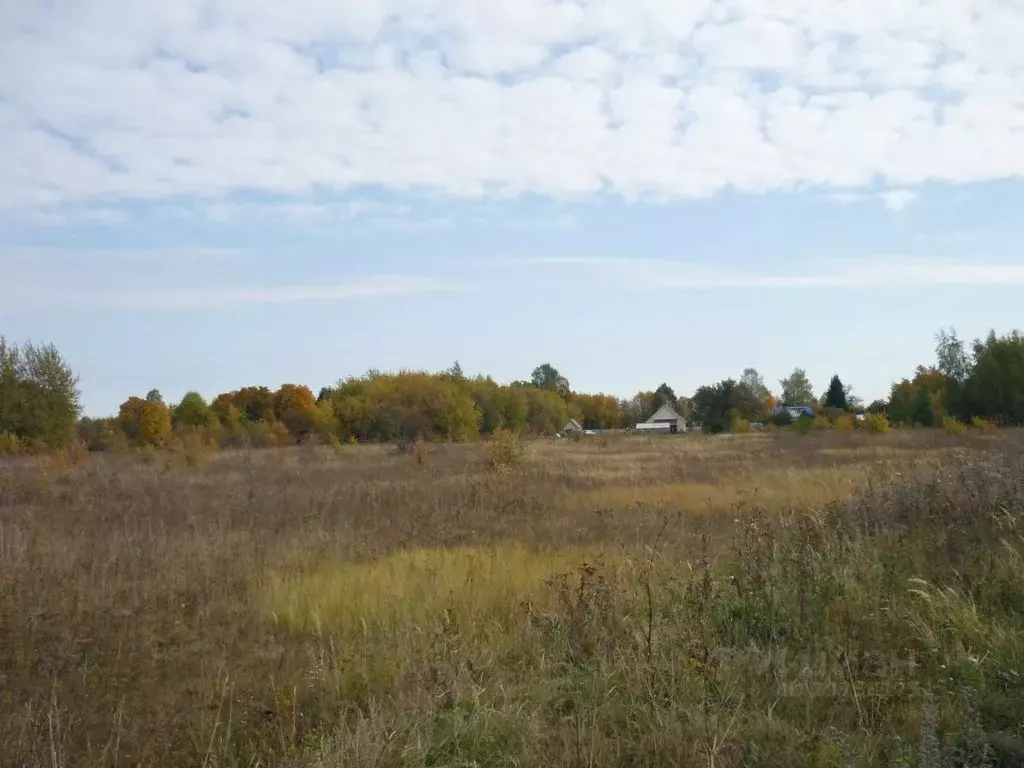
[562,419,584,435]
[636,404,687,434]
[771,405,815,421]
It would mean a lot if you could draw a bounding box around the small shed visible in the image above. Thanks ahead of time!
[563,419,584,434]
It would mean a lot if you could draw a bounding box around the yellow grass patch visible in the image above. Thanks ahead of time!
[564,465,879,514]
[263,544,622,642]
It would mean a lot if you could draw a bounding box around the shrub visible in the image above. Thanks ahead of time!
[171,428,219,468]
[823,406,846,423]
[730,415,751,434]
[793,415,814,435]
[971,417,998,435]
[812,415,830,431]
[0,432,22,456]
[51,440,90,469]
[862,412,891,434]
[487,427,525,476]
[771,410,793,427]
[833,414,854,433]
[942,416,967,436]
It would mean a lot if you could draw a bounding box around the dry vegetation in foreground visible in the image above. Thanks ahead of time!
[2,429,1024,767]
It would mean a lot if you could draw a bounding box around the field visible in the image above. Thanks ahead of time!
[2,430,1023,767]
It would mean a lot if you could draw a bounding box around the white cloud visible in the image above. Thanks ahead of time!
[881,189,917,211]
[533,255,1024,289]
[2,0,1024,214]
[0,268,464,310]
[117,275,466,308]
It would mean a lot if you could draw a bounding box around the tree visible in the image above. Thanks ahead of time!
[692,379,740,433]
[823,375,848,410]
[443,361,465,381]
[232,386,275,423]
[273,384,319,440]
[0,337,81,446]
[139,400,172,446]
[173,392,215,428]
[779,368,814,405]
[654,383,677,410]
[619,391,658,427]
[964,330,1024,425]
[146,389,165,404]
[118,397,147,442]
[740,368,771,402]
[524,387,569,435]
[530,363,570,397]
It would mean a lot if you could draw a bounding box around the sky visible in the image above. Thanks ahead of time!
[2,0,1023,416]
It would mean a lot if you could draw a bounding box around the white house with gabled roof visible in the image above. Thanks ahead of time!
[636,404,687,434]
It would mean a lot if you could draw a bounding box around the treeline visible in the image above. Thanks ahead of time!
[885,329,1024,427]
[1,327,1022,454]
[70,364,629,451]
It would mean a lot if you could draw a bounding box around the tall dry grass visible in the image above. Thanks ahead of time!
[1,430,1022,766]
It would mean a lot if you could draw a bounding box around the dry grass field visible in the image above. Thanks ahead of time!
[2,429,1023,767]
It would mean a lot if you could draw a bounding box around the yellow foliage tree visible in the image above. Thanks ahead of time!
[273,383,319,441]
[118,396,147,442]
[139,400,172,446]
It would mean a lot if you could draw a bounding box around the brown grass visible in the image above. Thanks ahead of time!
[1,429,1021,767]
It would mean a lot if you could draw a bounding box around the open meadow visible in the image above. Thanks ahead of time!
[2,429,1024,767]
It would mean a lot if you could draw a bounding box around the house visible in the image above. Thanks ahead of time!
[637,404,687,434]
[562,419,584,434]
[771,405,815,421]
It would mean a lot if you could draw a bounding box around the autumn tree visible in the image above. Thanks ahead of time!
[468,377,505,434]
[232,386,275,423]
[501,387,529,432]
[273,383,320,440]
[571,393,619,429]
[619,391,658,427]
[779,368,814,405]
[118,396,147,442]
[139,400,172,445]
[524,387,569,435]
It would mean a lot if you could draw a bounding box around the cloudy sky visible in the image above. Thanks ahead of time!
[2,0,1023,415]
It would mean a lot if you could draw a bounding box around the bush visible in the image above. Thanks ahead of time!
[833,414,854,433]
[793,415,814,435]
[771,410,793,427]
[0,432,22,456]
[812,415,830,431]
[730,415,751,434]
[862,412,890,434]
[942,416,967,436]
[171,427,220,468]
[823,406,846,423]
[972,417,998,435]
[487,428,525,476]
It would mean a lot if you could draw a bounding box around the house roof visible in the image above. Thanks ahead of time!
[646,404,684,423]
[564,419,583,430]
